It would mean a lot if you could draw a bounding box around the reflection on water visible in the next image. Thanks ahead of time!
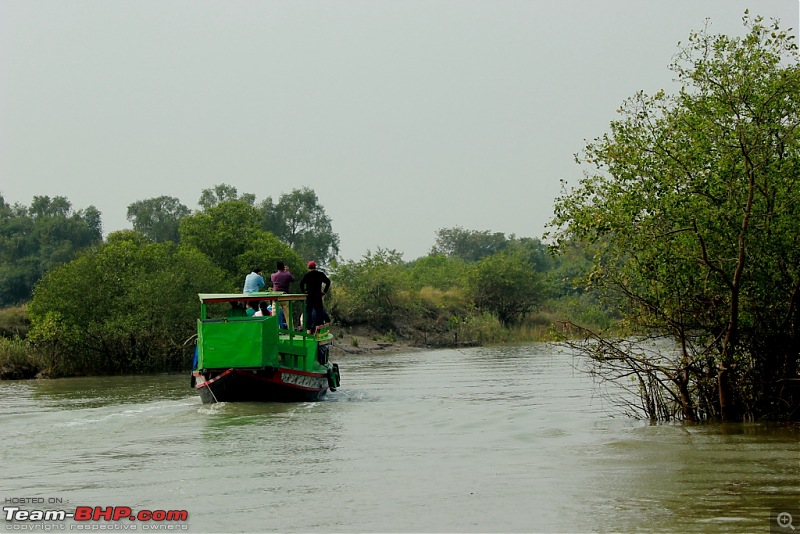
[0,344,797,533]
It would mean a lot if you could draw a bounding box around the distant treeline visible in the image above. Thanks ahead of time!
[0,184,339,308]
[0,185,606,380]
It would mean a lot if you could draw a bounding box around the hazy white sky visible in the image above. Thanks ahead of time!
[1,1,797,260]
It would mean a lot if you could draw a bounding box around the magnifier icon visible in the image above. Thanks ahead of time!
[778,512,796,530]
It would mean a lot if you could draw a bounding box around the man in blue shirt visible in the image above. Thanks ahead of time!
[243,267,265,294]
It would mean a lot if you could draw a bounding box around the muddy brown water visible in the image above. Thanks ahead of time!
[1,344,797,533]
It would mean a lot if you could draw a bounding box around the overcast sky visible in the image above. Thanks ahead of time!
[1,1,797,261]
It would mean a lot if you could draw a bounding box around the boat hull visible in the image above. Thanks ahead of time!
[192,367,330,403]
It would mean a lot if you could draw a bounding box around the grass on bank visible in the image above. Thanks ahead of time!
[0,305,29,338]
[0,337,51,379]
[0,305,43,378]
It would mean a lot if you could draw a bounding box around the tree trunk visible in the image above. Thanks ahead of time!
[717,365,731,420]
[677,370,696,422]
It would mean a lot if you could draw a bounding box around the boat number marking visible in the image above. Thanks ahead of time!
[281,373,326,389]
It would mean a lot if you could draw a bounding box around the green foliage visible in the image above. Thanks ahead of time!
[179,200,262,276]
[126,196,191,242]
[541,294,614,331]
[330,239,574,344]
[27,232,230,375]
[542,239,595,297]
[0,336,30,368]
[329,248,408,328]
[179,200,302,288]
[0,195,102,307]
[508,237,553,273]
[197,184,255,210]
[431,226,508,262]
[0,177,620,377]
[459,310,509,344]
[549,15,800,421]
[470,249,546,326]
[407,286,475,345]
[405,254,470,290]
[260,187,340,264]
[236,233,304,291]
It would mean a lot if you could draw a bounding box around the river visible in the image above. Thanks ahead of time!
[0,343,797,533]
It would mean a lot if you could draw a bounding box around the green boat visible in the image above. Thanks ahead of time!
[191,292,340,403]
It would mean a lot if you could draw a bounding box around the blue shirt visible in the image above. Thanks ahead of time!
[243,272,265,294]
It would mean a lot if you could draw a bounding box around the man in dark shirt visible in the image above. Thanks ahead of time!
[299,261,331,334]
[271,261,294,292]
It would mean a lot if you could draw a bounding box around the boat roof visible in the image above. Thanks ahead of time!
[198,292,309,303]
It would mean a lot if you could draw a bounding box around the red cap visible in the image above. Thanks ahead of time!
[307,261,316,269]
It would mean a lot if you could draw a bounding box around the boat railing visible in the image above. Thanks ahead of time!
[198,292,319,348]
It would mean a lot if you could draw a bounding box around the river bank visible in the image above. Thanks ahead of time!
[0,312,541,380]
[0,302,564,380]
[0,325,428,381]
[328,325,421,356]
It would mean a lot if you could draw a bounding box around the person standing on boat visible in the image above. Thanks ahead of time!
[243,267,265,294]
[299,261,330,334]
[271,261,294,330]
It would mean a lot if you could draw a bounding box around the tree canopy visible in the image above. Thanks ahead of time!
[0,195,102,307]
[27,231,231,375]
[548,15,800,421]
[259,187,340,265]
[197,184,255,210]
[179,200,261,275]
[127,196,191,243]
[431,227,508,262]
[194,184,340,265]
[470,249,545,326]
[179,199,303,288]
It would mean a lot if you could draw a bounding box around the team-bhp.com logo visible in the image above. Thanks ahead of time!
[3,506,189,530]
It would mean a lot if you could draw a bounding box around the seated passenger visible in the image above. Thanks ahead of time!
[254,301,271,317]
[276,306,288,330]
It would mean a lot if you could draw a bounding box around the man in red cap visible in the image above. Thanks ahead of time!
[299,261,331,334]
